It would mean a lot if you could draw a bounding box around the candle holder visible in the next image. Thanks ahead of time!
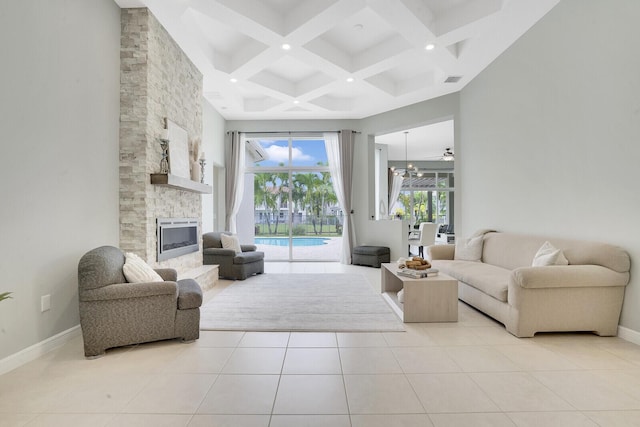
[199,158,206,183]
[159,138,169,174]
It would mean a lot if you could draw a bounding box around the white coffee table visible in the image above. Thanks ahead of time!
[381,262,458,323]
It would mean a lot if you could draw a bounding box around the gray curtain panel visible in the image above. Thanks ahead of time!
[325,130,355,264]
[224,131,245,233]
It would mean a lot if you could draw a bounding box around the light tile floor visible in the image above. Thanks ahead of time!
[2,262,640,426]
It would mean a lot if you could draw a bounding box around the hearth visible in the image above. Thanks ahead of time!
[157,218,199,261]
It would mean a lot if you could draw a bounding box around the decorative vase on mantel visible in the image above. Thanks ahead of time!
[191,160,201,182]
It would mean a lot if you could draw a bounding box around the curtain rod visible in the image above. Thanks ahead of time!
[226,130,360,134]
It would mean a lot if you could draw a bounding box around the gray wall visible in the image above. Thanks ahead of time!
[459,0,640,332]
[0,0,121,359]
[201,101,226,233]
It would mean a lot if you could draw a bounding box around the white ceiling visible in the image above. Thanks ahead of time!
[376,120,454,161]
[113,0,559,121]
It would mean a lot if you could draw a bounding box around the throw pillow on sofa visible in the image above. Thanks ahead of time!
[532,241,569,266]
[122,252,163,283]
[454,235,484,261]
[221,233,242,254]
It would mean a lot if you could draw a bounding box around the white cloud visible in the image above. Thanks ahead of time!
[265,145,312,163]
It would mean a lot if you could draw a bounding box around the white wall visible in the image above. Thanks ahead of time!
[459,0,640,333]
[0,0,121,360]
[201,100,226,233]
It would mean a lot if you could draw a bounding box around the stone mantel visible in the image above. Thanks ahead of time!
[150,174,212,194]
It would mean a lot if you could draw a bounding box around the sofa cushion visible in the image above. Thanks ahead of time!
[454,235,483,261]
[532,241,569,266]
[432,260,510,302]
[234,251,264,264]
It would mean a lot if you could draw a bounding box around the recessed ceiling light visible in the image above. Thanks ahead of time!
[281,43,291,50]
[353,24,363,31]
[293,100,299,104]
[425,43,435,51]
[346,77,354,83]
[229,78,238,83]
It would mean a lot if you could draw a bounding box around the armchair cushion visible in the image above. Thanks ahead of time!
[122,252,163,283]
[81,281,177,302]
[204,247,237,257]
[155,268,178,282]
[234,251,264,264]
[221,233,242,254]
[177,279,203,309]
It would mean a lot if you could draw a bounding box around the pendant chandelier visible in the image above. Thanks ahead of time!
[403,131,411,178]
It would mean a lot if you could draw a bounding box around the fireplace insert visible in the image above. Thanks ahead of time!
[156,218,199,261]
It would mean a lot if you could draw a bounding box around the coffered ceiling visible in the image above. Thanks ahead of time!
[114,0,559,120]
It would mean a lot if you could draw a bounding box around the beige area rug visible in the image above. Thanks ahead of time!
[200,273,405,332]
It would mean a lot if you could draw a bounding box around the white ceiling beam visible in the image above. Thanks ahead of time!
[396,70,437,95]
[302,38,354,74]
[368,0,437,47]
[243,96,283,112]
[295,73,334,97]
[352,34,412,72]
[249,70,296,97]
[215,0,285,36]
[309,95,354,112]
[365,73,397,97]
[284,0,366,42]
[188,0,282,45]
[434,0,502,37]
[229,40,269,75]
[367,0,458,72]
[229,46,287,80]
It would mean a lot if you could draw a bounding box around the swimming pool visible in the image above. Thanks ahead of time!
[255,237,329,247]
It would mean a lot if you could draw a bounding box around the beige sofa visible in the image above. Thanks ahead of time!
[426,232,630,337]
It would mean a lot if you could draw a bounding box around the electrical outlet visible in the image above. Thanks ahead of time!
[41,294,51,312]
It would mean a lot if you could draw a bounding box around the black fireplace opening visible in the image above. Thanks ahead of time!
[157,218,199,261]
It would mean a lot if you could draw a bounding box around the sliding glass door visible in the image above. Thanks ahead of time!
[245,135,341,261]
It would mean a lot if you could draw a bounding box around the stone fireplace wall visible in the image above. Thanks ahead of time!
[120,8,203,271]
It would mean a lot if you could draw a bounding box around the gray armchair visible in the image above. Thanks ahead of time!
[203,232,264,280]
[78,246,202,358]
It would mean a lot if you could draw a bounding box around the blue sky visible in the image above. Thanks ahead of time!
[254,139,328,167]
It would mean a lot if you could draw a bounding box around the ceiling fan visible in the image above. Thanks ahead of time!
[422,147,455,161]
[442,148,454,161]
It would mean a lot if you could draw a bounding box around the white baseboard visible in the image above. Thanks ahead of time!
[0,325,81,375]
[618,325,640,345]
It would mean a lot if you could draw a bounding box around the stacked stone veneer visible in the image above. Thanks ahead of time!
[120,8,203,272]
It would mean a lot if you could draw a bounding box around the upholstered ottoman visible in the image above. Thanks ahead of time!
[352,246,390,268]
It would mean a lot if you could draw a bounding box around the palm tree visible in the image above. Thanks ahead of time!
[293,172,321,234]
[316,169,336,234]
[272,167,290,235]
[254,172,277,234]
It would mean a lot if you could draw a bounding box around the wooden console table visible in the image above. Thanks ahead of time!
[381,262,458,323]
